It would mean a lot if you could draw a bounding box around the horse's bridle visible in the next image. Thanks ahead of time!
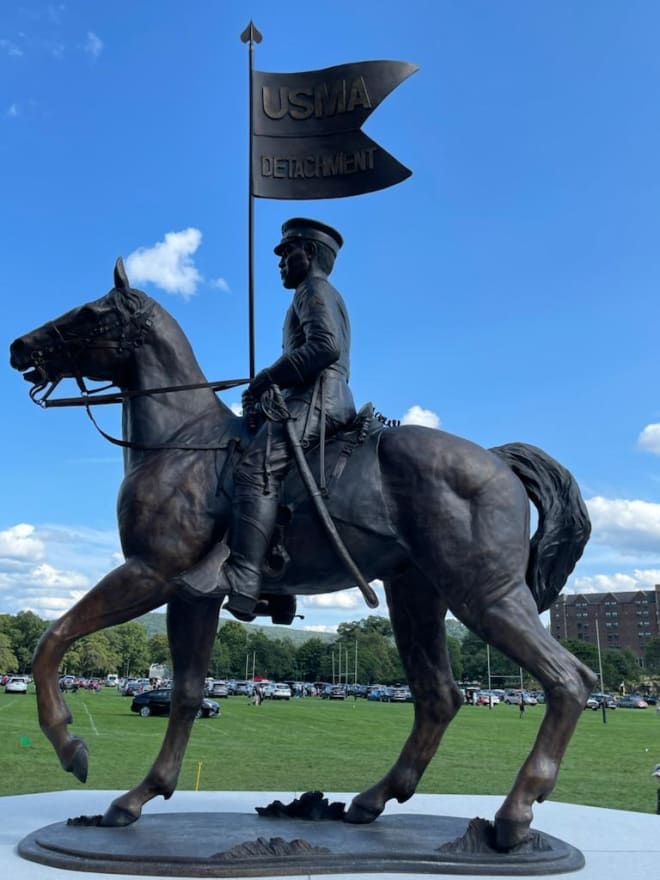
[23,296,249,451]
[27,298,157,407]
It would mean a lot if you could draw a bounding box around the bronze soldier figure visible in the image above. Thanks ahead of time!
[186,217,356,621]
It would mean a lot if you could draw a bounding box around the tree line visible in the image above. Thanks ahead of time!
[1,609,658,691]
[459,629,657,692]
[0,611,418,684]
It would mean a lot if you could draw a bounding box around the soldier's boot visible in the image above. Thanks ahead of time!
[220,493,280,622]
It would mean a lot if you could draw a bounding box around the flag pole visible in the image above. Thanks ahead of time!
[240,21,262,379]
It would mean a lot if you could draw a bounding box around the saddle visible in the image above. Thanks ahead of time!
[267,403,384,576]
[215,403,393,620]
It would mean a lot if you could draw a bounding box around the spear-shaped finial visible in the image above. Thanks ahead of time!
[240,20,262,45]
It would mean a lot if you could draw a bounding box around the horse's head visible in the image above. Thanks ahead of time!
[10,259,155,397]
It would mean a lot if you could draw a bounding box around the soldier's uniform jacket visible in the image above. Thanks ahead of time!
[261,272,355,430]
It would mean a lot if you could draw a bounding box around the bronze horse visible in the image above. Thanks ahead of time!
[9,260,596,850]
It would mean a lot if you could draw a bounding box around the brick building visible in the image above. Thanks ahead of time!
[550,585,660,663]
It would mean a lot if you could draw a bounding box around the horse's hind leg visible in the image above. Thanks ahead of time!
[346,569,463,824]
[32,558,177,782]
[456,583,596,850]
[102,594,221,826]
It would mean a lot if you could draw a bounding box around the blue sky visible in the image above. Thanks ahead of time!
[3,1,660,633]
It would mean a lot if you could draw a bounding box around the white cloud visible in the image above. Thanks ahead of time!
[0,522,120,619]
[586,496,660,552]
[30,563,89,589]
[638,423,660,454]
[302,589,363,610]
[47,4,66,25]
[211,277,231,293]
[301,581,386,613]
[569,568,660,595]
[84,31,103,60]
[0,38,24,57]
[401,405,440,429]
[0,524,45,562]
[7,103,19,117]
[125,228,203,299]
[303,624,338,634]
[229,402,243,417]
[0,561,91,621]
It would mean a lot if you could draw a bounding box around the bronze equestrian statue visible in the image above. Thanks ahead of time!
[9,219,596,851]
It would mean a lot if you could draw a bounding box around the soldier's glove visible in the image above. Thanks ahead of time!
[248,369,274,399]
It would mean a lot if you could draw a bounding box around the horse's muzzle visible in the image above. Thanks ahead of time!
[9,336,35,370]
[9,337,49,385]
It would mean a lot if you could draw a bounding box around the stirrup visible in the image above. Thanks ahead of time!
[224,591,260,622]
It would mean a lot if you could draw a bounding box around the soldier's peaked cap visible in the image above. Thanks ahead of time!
[274,218,343,257]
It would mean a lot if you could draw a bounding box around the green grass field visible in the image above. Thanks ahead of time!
[1,688,658,814]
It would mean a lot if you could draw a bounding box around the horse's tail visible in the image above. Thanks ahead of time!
[490,442,591,613]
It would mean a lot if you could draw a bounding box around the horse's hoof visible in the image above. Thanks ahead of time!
[61,738,89,783]
[344,797,382,824]
[101,802,140,827]
[493,816,532,851]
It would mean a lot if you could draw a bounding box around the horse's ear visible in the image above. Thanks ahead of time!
[114,257,130,291]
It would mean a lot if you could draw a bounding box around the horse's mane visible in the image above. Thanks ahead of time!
[109,285,238,428]
[110,285,154,319]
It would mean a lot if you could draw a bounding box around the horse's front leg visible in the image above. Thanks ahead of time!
[32,558,178,782]
[102,594,221,826]
[346,569,463,824]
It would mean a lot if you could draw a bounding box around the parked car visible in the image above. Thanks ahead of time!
[58,675,78,692]
[321,685,347,700]
[476,690,500,705]
[389,686,411,702]
[122,678,151,696]
[5,675,28,694]
[366,686,390,702]
[585,693,617,710]
[504,690,537,705]
[130,688,220,718]
[208,681,229,698]
[617,694,648,709]
[233,681,254,696]
[272,683,292,700]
